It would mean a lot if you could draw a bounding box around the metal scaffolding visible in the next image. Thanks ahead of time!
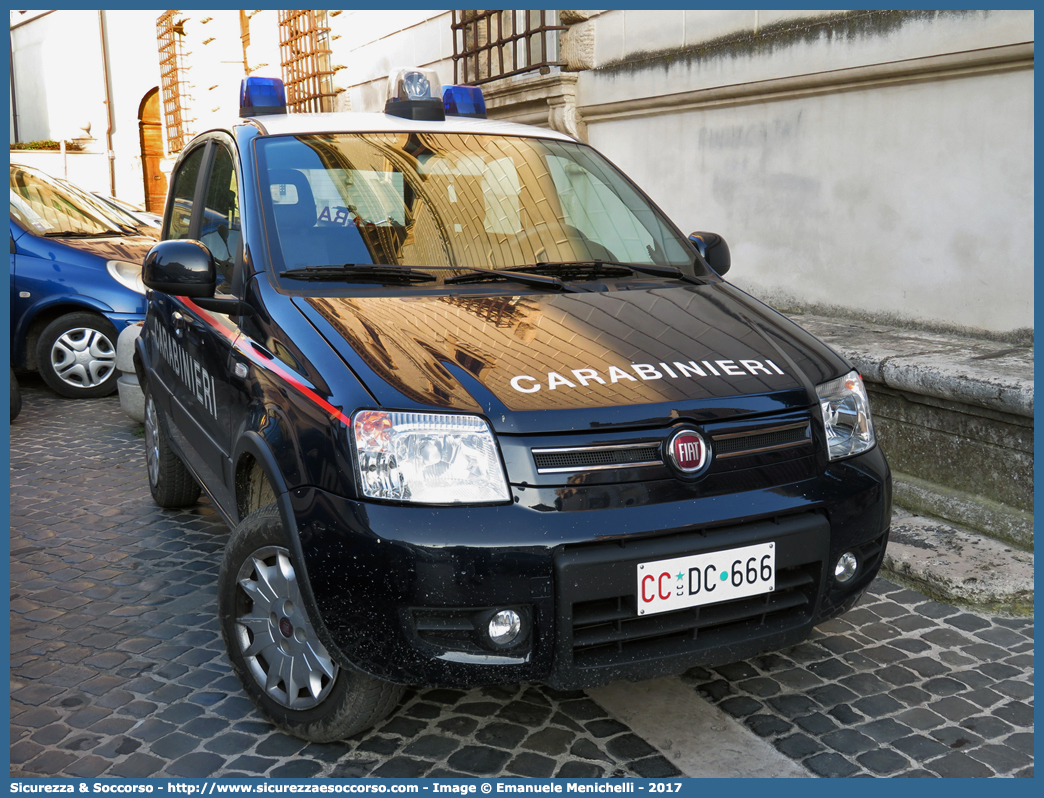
[278,10,337,113]
[156,10,190,153]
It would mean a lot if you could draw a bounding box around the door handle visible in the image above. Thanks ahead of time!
[171,310,185,338]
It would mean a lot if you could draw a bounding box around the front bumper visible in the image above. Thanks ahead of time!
[292,446,890,689]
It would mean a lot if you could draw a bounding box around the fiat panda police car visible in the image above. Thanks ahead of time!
[136,70,891,742]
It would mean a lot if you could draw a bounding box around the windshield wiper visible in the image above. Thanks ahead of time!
[279,264,436,284]
[43,230,123,239]
[519,260,704,285]
[443,267,586,293]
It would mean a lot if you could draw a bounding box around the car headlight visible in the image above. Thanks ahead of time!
[816,370,876,461]
[106,260,146,295]
[351,410,510,504]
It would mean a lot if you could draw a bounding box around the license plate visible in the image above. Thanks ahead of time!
[636,542,775,615]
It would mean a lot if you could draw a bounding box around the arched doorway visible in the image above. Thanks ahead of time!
[138,89,167,213]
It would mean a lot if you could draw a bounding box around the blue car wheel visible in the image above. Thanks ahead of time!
[36,312,120,398]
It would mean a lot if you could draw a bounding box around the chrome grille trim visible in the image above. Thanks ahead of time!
[532,443,662,474]
[530,419,813,474]
[713,422,811,459]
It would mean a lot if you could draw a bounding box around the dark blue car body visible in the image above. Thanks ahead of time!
[9,161,158,397]
[131,73,892,741]
[9,217,153,371]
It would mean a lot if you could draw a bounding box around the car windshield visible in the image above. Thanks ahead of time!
[255,132,698,275]
[9,165,126,236]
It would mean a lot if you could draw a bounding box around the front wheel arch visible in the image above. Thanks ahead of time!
[15,298,117,371]
[232,430,291,528]
[235,453,278,521]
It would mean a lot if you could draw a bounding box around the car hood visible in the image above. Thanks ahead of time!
[294,282,851,434]
[53,235,157,263]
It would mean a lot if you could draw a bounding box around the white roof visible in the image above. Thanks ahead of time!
[246,111,575,143]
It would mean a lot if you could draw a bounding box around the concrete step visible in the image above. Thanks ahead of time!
[883,508,1033,616]
[791,313,1034,550]
[791,313,1033,416]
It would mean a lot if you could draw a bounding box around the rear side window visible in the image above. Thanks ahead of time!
[166,146,206,241]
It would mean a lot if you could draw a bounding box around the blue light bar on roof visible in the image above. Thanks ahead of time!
[240,77,287,117]
[443,85,486,118]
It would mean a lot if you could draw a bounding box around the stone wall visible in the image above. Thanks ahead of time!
[794,314,1034,551]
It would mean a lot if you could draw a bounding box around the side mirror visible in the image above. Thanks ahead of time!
[142,240,216,297]
[689,231,730,277]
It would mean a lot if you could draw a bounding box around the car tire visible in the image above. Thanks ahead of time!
[36,312,121,398]
[10,369,22,421]
[219,505,405,742]
[144,386,201,508]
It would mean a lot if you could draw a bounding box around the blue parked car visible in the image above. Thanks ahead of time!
[10,163,157,398]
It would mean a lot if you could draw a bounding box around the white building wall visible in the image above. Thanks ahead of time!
[574,9,1033,337]
[11,10,107,144]
[330,10,453,113]
[588,70,1033,335]
[244,10,282,96]
[183,11,248,136]
[11,10,164,207]
[103,10,168,205]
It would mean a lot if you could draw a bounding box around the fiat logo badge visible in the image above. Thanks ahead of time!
[666,428,710,475]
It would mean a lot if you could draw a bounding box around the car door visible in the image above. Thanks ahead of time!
[147,141,207,425]
[147,138,245,515]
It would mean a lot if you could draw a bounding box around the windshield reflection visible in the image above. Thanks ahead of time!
[10,165,128,237]
[255,133,697,275]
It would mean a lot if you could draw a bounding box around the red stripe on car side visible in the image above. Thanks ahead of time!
[179,297,352,428]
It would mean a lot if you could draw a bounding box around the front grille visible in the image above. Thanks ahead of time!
[554,513,829,678]
[714,422,811,458]
[529,418,812,475]
[570,562,819,669]
[533,444,661,473]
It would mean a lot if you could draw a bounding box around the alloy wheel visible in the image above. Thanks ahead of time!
[144,395,161,488]
[50,327,116,389]
[233,545,339,709]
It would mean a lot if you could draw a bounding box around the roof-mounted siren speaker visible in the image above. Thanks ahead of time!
[240,77,287,117]
[442,85,486,118]
[384,67,445,121]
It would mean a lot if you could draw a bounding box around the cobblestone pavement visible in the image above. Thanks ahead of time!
[684,581,1034,777]
[9,381,1034,779]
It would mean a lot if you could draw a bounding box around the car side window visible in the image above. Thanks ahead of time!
[166,146,207,241]
[199,145,241,293]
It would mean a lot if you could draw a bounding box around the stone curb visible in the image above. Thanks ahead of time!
[893,472,1034,552]
[882,510,1034,616]
[791,315,1034,418]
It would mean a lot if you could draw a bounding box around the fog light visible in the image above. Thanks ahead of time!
[488,610,521,646]
[834,552,858,583]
